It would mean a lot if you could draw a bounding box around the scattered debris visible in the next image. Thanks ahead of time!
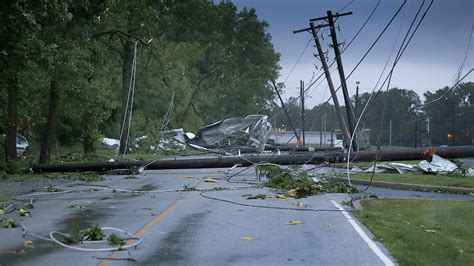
[292,202,305,207]
[0,209,5,215]
[1,218,18,228]
[64,225,105,244]
[46,186,60,192]
[204,178,218,183]
[24,240,34,249]
[246,194,268,200]
[18,208,30,217]
[189,115,272,153]
[68,204,88,211]
[361,155,472,176]
[107,233,125,246]
[241,236,255,241]
[287,220,304,225]
[182,185,197,191]
[100,138,120,149]
[257,164,358,197]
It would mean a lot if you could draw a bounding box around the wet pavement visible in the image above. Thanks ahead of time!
[0,166,419,265]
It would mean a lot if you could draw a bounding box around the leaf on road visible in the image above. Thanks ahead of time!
[241,236,255,241]
[204,178,218,183]
[287,189,297,198]
[0,209,5,215]
[276,194,287,199]
[288,220,304,225]
[24,240,34,248]
[184,176,194,179]
[292,202,305,207]
[18,208,30,217]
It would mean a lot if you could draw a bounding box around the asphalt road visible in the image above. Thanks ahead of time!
[0,167,397,265]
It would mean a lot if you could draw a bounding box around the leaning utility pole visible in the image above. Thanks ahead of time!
[300,80,306,147]
[294,23,351,146]
[311,11,358,150]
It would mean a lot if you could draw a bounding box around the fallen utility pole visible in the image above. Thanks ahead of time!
[311,10,358,150]
[33,146,474,173]
[294,23,351,147]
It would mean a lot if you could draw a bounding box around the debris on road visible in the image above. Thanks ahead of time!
[287,220,304,225]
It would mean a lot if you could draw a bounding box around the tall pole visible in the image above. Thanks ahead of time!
[326,10,358,150]
[320,114,323,146]
[355,81,360,118]
[300,80,306,147]
[271,80,300,141]
[308,22,351,146]
[451,101,455,146]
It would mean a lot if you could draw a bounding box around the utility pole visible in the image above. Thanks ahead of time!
[320,113,327,146]
[294,23,351,147]
[271,80,300,141]
[451,101,455,146]
[311,10,358,151]
[355,81,360,118]
[300,80,306,147]
[320,113,323,146]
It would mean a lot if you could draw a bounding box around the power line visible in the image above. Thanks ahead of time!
[283,37,313,84]
[424,69,474,105]
[452,22,473,86]
[337,0,355,13]
[323,0,408,104]
[304,0,381,98]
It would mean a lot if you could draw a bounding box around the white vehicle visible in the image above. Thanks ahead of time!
[16,133,29,156]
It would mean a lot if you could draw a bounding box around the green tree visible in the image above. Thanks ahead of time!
[424,82,474,145]
[357,88,421,146]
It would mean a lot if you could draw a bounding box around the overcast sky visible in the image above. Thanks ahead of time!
[232,0,474,108]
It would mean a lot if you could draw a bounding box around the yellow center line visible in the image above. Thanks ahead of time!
[99,179,203,266]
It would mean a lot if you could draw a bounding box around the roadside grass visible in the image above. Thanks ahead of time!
[0,194,10,203]
[346,172,474,188]
[355,199,474,265]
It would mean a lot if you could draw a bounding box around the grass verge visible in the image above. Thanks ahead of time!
[0,195,10,203]
[347,173,474,188]
[355,199,474,265]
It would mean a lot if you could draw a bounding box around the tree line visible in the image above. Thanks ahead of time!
[0,0,280,166]
[273,83,473,147]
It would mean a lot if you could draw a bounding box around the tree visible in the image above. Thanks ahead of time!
[0,1,48,161]
[36,1,106,164]
[357,88,421,146]
[424,82,474,145]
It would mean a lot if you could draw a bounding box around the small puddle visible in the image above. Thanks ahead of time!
[56,206,110,233]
